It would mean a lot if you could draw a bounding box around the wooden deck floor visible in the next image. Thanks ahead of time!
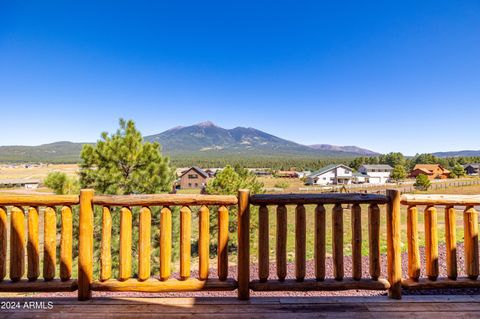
[1,295,480,318]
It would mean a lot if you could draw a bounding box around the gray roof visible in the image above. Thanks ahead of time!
[308,164,352,178]
[464,163,480,168]
[353,172,370,178]
[180,166,209,178]
[0,179,40,184]
[360,164,393,170]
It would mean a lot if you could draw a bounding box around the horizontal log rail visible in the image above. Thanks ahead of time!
[1,189,480,301]
[0,194,79,206]
[402,193,480,292]
[401,194,480,206]
[249,193,389,205]
[92,194,238,206]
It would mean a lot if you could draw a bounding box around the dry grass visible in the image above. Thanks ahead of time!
[0,164,78,180]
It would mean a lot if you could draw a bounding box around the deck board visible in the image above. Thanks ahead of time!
[0,296,479,318]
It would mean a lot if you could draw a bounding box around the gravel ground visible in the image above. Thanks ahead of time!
[38,242,480,298]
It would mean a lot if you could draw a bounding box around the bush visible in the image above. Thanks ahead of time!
[274,181,289,189]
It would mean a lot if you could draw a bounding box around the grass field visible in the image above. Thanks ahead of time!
[0,164,78,180]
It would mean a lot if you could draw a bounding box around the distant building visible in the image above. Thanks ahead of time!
[353,172,369,184]
[464,164,480,176]
[410,164,450,180]
[276,171,299,178]
[252,170,272,177]
[178,166,209,189]
[358,164,393,184]
[305,164,354,185]
[0,179,40,189]
[296,171,311,179]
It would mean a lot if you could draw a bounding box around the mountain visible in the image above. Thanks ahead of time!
[308,144,378,156]
[433,150,480,157]
[0,121,379,163]
[144,121,376,157]
[0,141,86,163]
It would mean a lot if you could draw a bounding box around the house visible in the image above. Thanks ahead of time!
[0,179,40,189]
[358,164,393,184]
[305,164,354,185]
[464,164,480,176]
[252,170,272,177]
[178,166,209,189]
[276,171,299,178]
[410,164,450,180]
[353,172,370,184]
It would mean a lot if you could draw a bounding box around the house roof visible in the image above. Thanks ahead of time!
[360,164,393,170]
[308,164,352,178]
[0,179,40,184]
[412,164,450,174]
[353,172,370,178]
[180,166,209,178]
[464,163,480,169]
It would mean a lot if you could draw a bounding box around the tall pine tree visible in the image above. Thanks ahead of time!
[80,119,175,277]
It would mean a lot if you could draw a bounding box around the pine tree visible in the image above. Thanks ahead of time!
[79,119,175,277]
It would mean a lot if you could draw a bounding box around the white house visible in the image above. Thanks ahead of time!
[306,164,354,186]
[358,164,393,184]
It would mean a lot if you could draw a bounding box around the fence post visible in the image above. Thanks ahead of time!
[78,189,94,301]
[386,189,402,299]
[237,189,250,300]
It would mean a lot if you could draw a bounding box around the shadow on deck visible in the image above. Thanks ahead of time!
[1,295,480,318]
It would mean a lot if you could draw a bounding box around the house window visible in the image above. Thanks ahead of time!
[188,183,192,187]
[323,177,327,180]
[188,174,198,179]
[195,183,198,187]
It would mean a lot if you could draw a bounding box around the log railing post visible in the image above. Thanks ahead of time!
[464,206,479,280]
[237,189,250,300]
[387,189,402,299]
[10,206,25,282]
[78,189,94,301]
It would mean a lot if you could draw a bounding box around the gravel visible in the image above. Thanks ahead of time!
[38,242,480,298]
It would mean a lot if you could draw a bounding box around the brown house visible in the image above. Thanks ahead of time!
[275,170,299,178]
[410,164,451,180]
[179,166,209,189]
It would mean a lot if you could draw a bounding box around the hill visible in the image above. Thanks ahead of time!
[308,144,378,156]
[432,150,480,157]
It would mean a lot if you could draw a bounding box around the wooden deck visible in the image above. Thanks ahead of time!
[1,295,480,318]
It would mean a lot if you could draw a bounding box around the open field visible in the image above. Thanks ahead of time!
[0,164,78,180]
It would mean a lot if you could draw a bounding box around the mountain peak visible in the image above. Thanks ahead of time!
[196,121,216,128]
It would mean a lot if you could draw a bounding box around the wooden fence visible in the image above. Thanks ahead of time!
[0,190,479,300]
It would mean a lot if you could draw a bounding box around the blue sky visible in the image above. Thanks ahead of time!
[0,1,479,155]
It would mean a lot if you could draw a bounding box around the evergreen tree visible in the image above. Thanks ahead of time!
[79,119,175,277]
[451,164,466,178]
[391,164,407,182]
[80,119,174,195]
[414,174,431,191]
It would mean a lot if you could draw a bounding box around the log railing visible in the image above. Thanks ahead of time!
[401,194,480,290]
[2,189,480,300]
[246,190,402,299]
[0,194,79,292]
[78,189,240,300]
